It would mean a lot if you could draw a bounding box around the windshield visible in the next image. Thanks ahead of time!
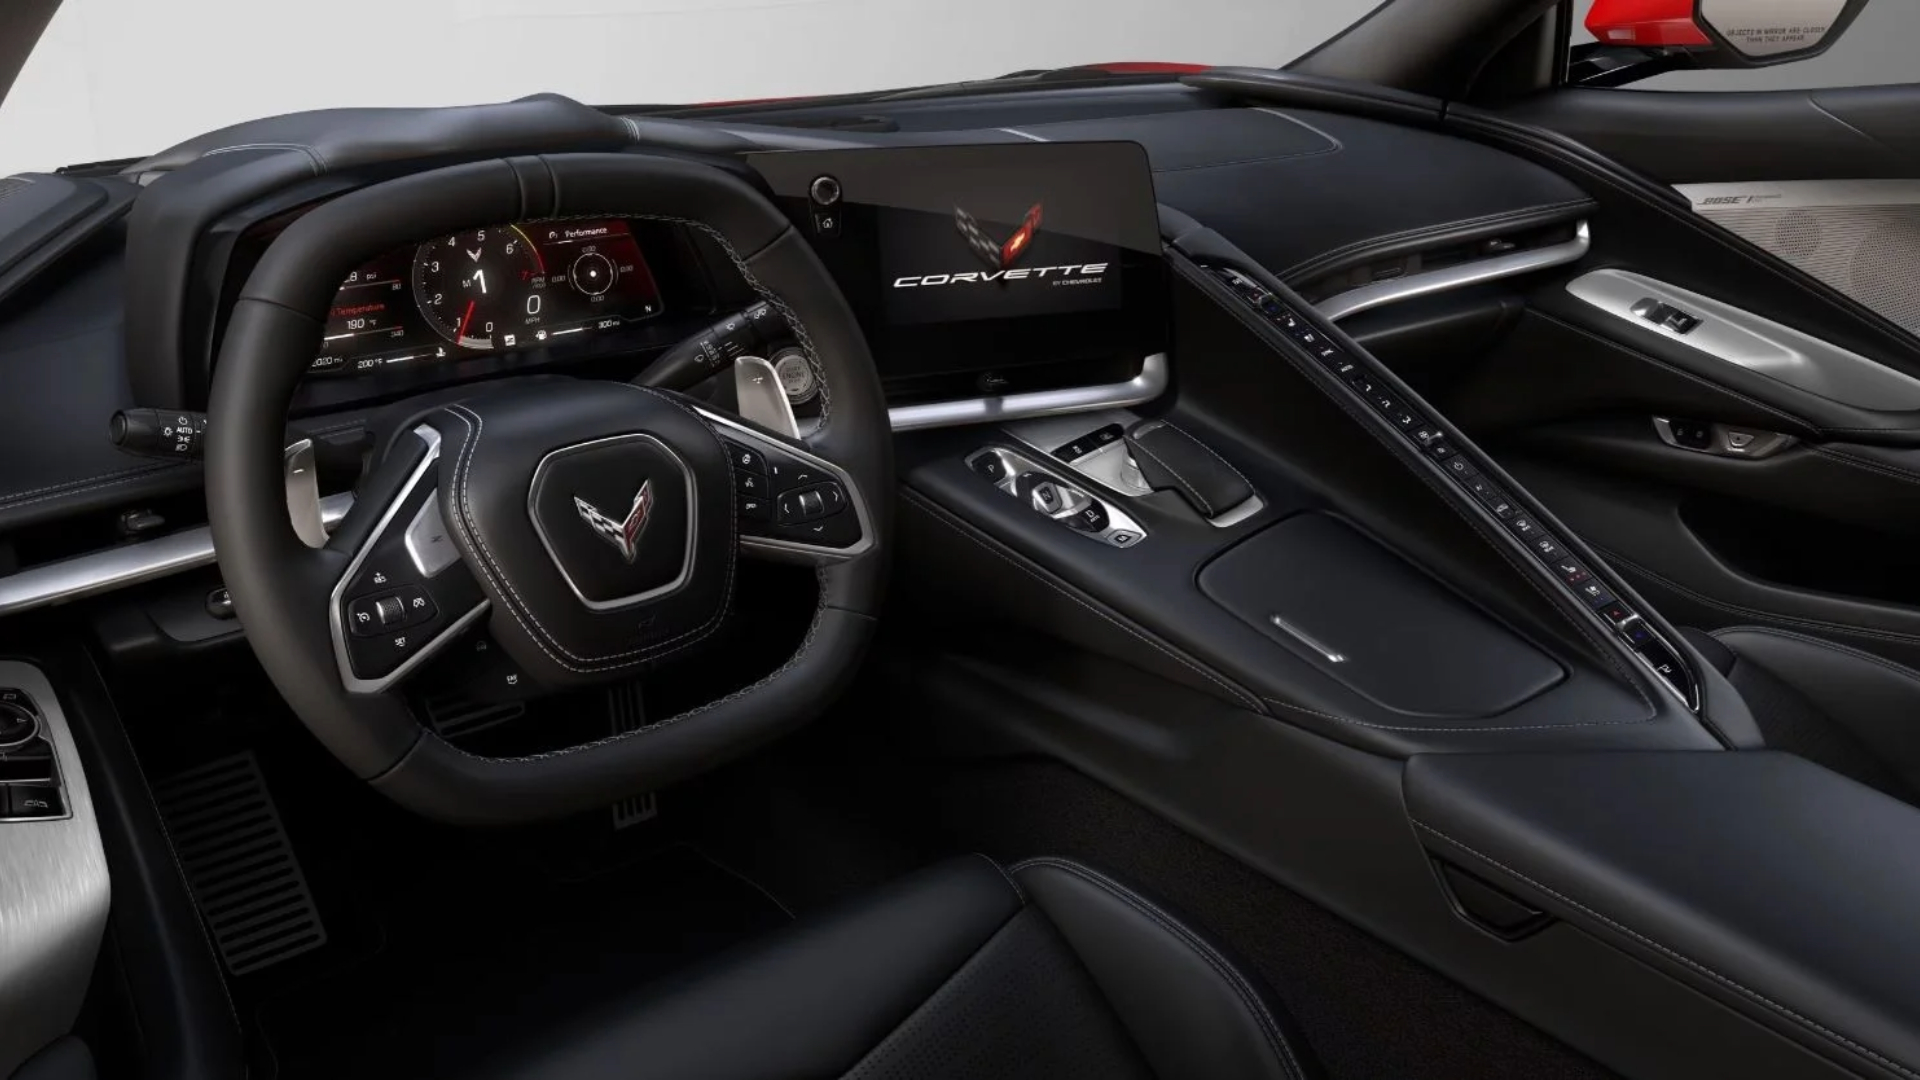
[0,0,1372,175]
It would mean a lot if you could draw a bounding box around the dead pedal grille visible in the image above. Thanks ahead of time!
[153,753,327,976]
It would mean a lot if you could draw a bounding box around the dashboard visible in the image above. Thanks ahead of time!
[309,218,665,378]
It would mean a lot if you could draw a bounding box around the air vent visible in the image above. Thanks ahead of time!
[152,753,327,976]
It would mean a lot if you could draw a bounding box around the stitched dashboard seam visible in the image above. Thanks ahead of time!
[1808,446,1920,489]
[1595,544,1920,649]
[1175,258,1656,716]
[1410,819,1920,1080]
[1009,856,1307,1080]
[900,488,1264,713]
[0,415,371,509]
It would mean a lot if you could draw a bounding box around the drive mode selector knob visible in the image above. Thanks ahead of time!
[0,703,37,750]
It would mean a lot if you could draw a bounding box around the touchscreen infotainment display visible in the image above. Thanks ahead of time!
[748,142,1166,401]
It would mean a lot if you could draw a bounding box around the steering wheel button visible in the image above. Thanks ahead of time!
[815,483,847,516]
[797,490,826,519]
[770,461,821,492]
[724,441,767,475]
[735,470,767,497]
[775,491,805,524]
[773,511,861,549]
[738,495,771,522]
[375,596,408,627]
[392,586,439,627]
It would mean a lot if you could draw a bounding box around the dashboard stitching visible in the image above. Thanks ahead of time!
[900,488,1265,712]
[1711,624,1920,687]
[430,568,833,764]
[442,402,733,671]
[1410,819,1920,1080]
[1008,856,1308,1080]
[1179,259,1657,716]
[1264,696,1645,733]
[0,415,368,507]
[1808,445,1920,489]
[1597,544,1920,648]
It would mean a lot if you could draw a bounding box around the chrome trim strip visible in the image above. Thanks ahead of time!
[327,426,486,695]
[888,353,1169,432]
[998,127,1049,143]
[1318,222,1591,322]
[0,662,110,1079]
[1268,613,1347,664]
[1566,268,1920,410]
[1209,494,1265,528]
[693,408,877,564]
[0,492,354,618]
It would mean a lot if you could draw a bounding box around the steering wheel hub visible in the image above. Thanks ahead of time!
[435,381,735,687]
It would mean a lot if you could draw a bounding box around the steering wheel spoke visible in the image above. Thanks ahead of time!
[698,406,874,565]
[328,424,490,695]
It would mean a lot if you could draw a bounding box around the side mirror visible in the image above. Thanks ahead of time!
[1573,0,1871,86]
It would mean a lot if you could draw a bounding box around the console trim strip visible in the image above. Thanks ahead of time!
[887,353,1169,432]
[1319,222,1590,322]
[0,492,355,618]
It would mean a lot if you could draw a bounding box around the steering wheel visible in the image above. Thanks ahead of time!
[205,154,892,824]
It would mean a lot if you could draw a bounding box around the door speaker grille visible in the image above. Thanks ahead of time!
[152,753,328,976]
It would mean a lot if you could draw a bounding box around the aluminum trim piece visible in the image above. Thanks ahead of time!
[733,355,802,439]
[1268,613,1348,664]
[1675,179,1920,211]
[887,353,1169,432]
[328,426,488,695]
[526,434,699,613]
[284,438,327,549]
[1567,268,1920,410]
[694,408,876,564]
[1318,222,1591,322]
[0,492,354,618]
[0,662,110,1080]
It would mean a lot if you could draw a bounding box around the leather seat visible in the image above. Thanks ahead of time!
[493,856,1316,1079]
[1684,626,1920,803]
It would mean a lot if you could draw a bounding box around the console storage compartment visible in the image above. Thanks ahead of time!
[1198,513,1563,717]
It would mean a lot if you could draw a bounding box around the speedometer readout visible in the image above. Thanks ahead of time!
[305,218,665,377]
[413,226,545,351]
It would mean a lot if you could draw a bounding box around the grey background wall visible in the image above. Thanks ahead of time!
[0,0,1909,175]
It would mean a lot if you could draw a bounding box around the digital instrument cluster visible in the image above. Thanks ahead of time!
[307,219,664,377]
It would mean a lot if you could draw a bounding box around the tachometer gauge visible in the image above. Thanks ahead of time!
[413,226,546,350]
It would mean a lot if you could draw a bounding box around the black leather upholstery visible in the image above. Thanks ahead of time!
[1405,751,1920,1080]
[493,856,1313,1080]
[1684,626,1920,802]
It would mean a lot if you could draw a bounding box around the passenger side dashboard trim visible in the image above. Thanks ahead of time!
[1318,222,1591,322]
